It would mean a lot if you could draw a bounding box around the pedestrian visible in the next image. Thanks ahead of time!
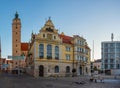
[114,75,117,79]
[100,76,104,83]
[90,76,94,82]
[94,78,97,83]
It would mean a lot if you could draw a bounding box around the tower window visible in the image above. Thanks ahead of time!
[16,32,17,34]
[16,45,17,47]
[43,34,45,38]
[16,51,17,53]
[16,39,17,42]
[54,36,56,39]
[16,26,17,29]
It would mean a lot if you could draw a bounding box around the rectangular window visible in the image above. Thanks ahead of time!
[110,43,114,47]
[77,55,79,60]
[110,64,114,69]
[77,40,80,44]
[116,43,120,48]
[66,54,70,60]
[104,59,108,63]
[110,59,114,63]
[77,55,82,60]
[105,64,108,69]
[66,46,70,52]
[104,48,108,52]
[104,43,108,48]
[77,47,79,52]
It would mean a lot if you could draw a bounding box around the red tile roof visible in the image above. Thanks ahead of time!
[60,35,72,44]
[21,43,28,51]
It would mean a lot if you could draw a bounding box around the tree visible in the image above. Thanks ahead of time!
[72,68,76,77]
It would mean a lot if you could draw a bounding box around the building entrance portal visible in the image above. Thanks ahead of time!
[79,66,82,75]
[39,65,44,77]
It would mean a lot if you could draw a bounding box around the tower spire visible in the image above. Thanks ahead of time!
[15,11,19,18]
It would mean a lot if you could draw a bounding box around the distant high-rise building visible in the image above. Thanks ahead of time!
[101,41,120,74]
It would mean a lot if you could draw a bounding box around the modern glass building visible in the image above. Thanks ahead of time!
[101,41,120,73]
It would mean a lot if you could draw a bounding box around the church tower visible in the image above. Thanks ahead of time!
[12,12,21,56]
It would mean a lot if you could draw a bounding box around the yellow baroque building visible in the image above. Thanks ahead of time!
[26,18,91,77]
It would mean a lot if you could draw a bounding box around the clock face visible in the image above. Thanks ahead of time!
[47,34,52,40]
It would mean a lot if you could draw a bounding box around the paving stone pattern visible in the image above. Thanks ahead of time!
[0,73,120,88]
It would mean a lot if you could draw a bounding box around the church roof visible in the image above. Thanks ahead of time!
[21,43,28,51]
[60,35,72,44]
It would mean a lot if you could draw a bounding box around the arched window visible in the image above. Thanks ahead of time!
[39,44,44,58]
[55,65,59,73]
[66,66,70,73]
[47,44,52,59]
[55,46,59,60]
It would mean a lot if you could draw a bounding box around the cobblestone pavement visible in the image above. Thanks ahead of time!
[0,73,120,88]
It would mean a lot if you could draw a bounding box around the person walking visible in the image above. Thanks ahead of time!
[90,75,94,82]
[114,75,117,79]
[100,76,104,83]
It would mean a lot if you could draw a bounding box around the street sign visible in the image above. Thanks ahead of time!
[8,56,25,60]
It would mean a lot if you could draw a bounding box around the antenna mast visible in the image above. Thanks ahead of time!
[92,40,94,62]
[111,33,114,41]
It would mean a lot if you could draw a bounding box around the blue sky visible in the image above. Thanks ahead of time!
[0,0,120,59]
